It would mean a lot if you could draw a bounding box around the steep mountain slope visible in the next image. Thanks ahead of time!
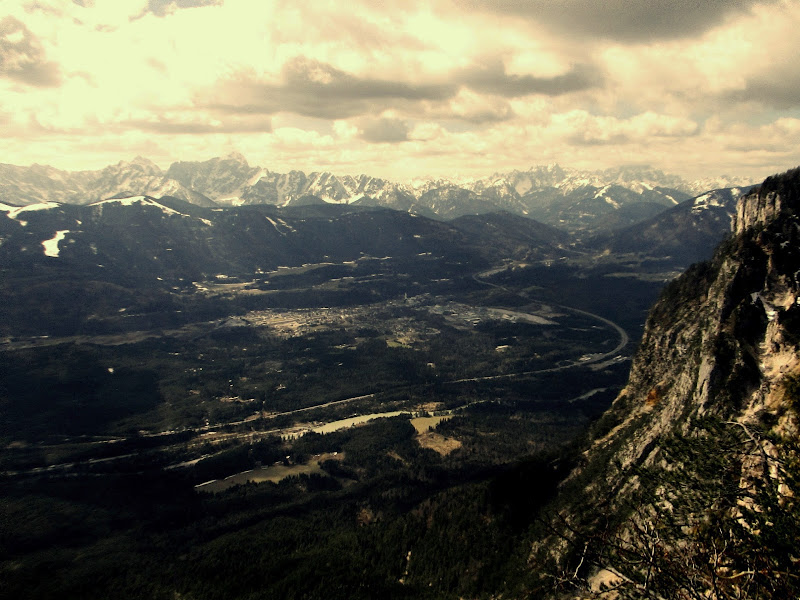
[450,211,573,261]
[0,163,89,205]
[588,186,755,268]
[534,168,800,599]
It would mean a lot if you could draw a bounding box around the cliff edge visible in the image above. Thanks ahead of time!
[534,168,800,599]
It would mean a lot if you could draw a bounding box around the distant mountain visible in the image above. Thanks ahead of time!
[0,156,754,234]
[0,196,577,281]
[0,157,216,208]
[450,211,573,261]
[588,185,756,267]
[518,182,690,234]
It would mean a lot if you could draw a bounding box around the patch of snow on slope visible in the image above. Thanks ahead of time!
[691,191,737,216]
[514,177,532,195]
[594,186,620,208]
[319,195,348,205]
[91,195,148,206]
[593,185,610,199]
[247,169,267,187]
[90,196,184,216]
[265,216,286,236]
[276,217,296,232]
[223,197,246,206]
[42,230,69,257]
[691,192,723,214]
[0,201,60,220]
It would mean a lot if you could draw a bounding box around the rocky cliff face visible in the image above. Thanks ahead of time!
[536,168,800,599]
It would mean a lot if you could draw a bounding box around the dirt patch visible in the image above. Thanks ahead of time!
[417,431,462,456]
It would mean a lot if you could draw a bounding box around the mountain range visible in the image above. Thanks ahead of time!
[0,178,759,341]
[0,155,753,234]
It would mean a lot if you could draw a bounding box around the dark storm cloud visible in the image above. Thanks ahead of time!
[205,58,457,120]
[358,117,409,143]
[462,60,601,97]
[462,0,778,42]
[145,0,221,17]
[726,70,800,109]
[204,57,597,121]
[0,16,61,87]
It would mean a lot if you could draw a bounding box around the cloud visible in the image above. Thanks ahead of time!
[460,0,779,42]
[422,89,516,124]
[204,57,457,120]
[203,55,601,124]
[462,60,602,97]
[726,68,800,109]
[0,16,61,87]
[555,110,699,146]
[141,0,221,18]
[24,2,67,16]
[124,114,273,135]
[1,0,796,183]
[358,117,409,143]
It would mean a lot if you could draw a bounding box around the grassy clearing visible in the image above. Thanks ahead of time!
[196,452,343,493]
[410,415,451,434]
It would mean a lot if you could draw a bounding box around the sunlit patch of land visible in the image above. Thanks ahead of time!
[196,452,344,493]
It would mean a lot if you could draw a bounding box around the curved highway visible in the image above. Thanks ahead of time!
[461,268,629,378]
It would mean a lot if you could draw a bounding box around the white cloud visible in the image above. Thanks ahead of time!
[0,0,796,182]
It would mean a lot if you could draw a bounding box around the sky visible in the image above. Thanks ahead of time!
[1,0,799,182]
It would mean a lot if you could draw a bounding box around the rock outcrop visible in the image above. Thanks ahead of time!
[535,167,800,599]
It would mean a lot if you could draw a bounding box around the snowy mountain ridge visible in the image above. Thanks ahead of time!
[0,154,754,233]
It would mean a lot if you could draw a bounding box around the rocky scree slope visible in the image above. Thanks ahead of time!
[534,168,800,599]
